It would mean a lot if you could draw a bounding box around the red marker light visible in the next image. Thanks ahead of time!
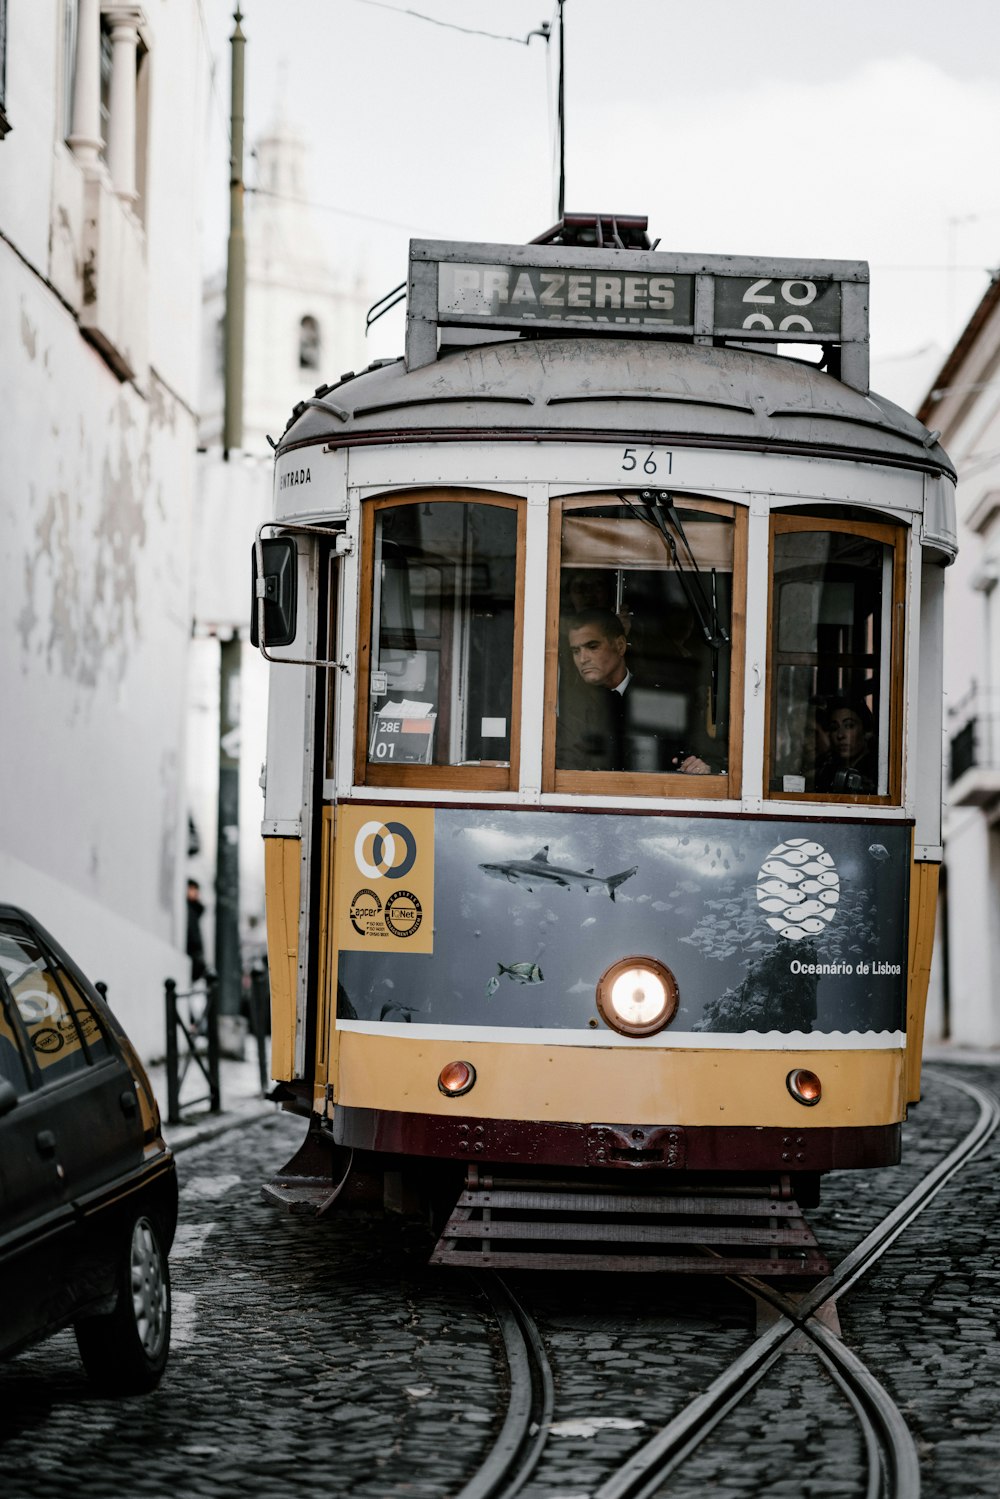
[438,1060,476,1097]
[787,1068,822,1106]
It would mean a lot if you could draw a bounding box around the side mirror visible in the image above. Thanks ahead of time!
[0,1079,19,1118]
[251,538,297,648]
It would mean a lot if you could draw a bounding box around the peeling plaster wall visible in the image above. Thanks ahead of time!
[1,264,195,1059]
[0,2,210,1061]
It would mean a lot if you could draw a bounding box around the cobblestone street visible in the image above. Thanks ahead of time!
[1,1059,997,1498]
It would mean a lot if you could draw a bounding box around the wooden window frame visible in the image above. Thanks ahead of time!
[354,488,525,792]
[765,513,906,806]
[542,492,746,800]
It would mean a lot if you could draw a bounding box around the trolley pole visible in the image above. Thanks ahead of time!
[223,6,245,459]
[556,0,566,222]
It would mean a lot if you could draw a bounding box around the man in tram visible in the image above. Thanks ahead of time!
[558,608,713,774]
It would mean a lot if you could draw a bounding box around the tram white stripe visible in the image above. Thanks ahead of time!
[335,1020,905,1050]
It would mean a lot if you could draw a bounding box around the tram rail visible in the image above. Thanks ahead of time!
[455,1276,553,1499]
[460,1070,1000,1499]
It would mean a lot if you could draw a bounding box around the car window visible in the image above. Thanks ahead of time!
[0,922,110,1079]
[0,989,32,1095]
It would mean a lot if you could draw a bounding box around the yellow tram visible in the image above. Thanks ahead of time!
[254,216,955,1271]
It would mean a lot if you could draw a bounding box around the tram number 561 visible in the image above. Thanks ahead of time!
[621,448,672,476]
[741,278,817,333]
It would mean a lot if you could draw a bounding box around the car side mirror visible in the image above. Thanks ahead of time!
[251,538,297,648]
[0,1079,19,1117]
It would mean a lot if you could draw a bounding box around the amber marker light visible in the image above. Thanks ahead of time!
[438,1060,476,1097]
[596,956,679,1037]
[787,1068,823,1106]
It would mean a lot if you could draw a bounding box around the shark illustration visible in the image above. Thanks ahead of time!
[478,846,637,901]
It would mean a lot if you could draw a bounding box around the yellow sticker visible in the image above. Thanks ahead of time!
[334,806,435,954]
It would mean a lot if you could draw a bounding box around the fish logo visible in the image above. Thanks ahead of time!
[354,820,417,880]
[756,838,840,941]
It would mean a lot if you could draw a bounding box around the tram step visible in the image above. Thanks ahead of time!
[429,1169,831,1276]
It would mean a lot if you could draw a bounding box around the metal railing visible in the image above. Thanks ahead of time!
[246,962,271,1098]
[949,718,978,783]
[947,683,1000,786]
[164,974,221,1126]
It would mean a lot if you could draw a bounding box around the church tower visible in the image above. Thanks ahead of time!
[200,112,369,454]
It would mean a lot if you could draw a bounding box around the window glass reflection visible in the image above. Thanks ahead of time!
[770,527,895,796]
[369,501,517,769]
[554,497,733,779]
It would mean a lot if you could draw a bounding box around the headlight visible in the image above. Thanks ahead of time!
[596,957,678,1037]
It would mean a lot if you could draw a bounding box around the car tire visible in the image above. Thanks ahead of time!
[74,1211,171,1394]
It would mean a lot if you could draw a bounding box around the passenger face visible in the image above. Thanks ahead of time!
[568,624,627,689]
[829,708,867,762]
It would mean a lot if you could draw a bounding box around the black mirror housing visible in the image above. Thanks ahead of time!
[251,538,297,647]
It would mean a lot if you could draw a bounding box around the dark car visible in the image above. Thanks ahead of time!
[0,904,177,1393]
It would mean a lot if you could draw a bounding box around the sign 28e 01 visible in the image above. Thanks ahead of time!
[716,276,842,337]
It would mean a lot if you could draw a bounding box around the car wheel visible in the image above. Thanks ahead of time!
[75,1212,171,1393]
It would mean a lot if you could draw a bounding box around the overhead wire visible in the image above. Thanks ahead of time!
[351,0,536,45]
[246,185,430,235]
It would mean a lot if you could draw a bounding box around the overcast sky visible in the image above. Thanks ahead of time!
[200,0,1000,410]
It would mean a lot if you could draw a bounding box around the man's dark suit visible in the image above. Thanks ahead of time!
[556,663,715,773]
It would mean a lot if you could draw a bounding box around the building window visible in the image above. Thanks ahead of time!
[299,315,321,370]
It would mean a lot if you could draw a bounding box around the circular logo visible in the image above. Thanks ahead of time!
[32,1026,64,1055]
[354,820,417,880]
[349,888,382,936]
[15,988,60,1025]
[756,838,840,941]
[384,890,422,939]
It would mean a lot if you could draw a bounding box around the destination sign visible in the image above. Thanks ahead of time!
[438,261,695,327]
[715,276,842,337]
[408,240,869,388]
[370,709,436,765]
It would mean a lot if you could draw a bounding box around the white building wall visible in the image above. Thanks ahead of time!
[0,1,211,1061]
[185,455,272,960]
[922,283,1000,1048]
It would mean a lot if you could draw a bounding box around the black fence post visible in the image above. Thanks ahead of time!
[165,978,181,1126]
[205,972,221,1114]
[249,964,269,1097]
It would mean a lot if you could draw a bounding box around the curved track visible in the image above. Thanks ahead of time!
[460,1071,999,1499]
[455,1275,554,1499]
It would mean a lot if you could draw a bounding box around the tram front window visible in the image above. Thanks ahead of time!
[551,495,738,791]
[768,516,904,801]
[364,495,519,778]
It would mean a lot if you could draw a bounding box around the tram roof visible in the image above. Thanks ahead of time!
[276,333,955,483]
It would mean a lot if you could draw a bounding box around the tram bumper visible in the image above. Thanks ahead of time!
[332,1105,900,1174]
